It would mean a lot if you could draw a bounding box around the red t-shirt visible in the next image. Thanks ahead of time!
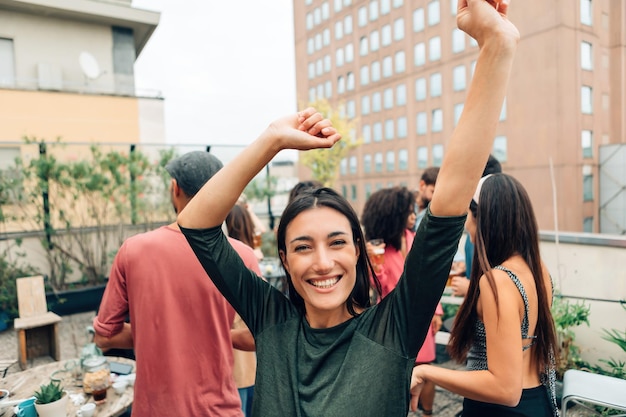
[94,226,260,417]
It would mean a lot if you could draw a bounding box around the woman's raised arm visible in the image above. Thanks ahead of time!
[177,108,340,230]
[430,0,519,217]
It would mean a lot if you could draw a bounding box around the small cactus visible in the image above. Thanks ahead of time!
[34,380,64,404]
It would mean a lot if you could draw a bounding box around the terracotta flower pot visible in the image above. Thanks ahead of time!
[34,391,68,417]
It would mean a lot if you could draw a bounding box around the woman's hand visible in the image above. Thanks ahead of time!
[259,107,341,152]
[410,366,426,411]
[457,0,519,48]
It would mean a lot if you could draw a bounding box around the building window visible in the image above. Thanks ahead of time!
[360,65,370,85]
[365,183,372,199]
[453,65,466,91]
[324,55,331,72]
[323,28,331,46]
[432,108,443,132]
[394,18,405,41]
[335,21,344,40]
[583,217,593,232]
[340,158,348,176]
[322,2,330,20]
[581,85,593,114]
[307,38,315,55]
[308,63,315,80]
[430,72,442,97]
[346,43,354,62]
[314,7,321,25]
[414,42,426,67]
[580,0,592,26]
[382,24,392,46]
[342,185,347,198]
[344,15,353,34]
[334,0,343,12]
[393,0,403,7]
[370,1,379,21]
[347,100,356,119]
[372,92,382,112]
[413,8,425,32]
[396,84,406,106]
[385,119,395,140]
[429,36,441,61]
[364,154,372,173]
[581,41,593,70]
[315,33,322,50]
[398,149,408,171]
[415,77,426,101]
[452,28,465,53]
[363,124,371,143]
[493,136,508,162]
[360,36,369,56]
[454,103,464,126]
[583,174,593,201]
[325,80,333,97]
[361,95,371,115]
[316,59,323,76]
[349,155,357,174]
[432,144,444,166]
[386,151,395,172]
[381,0,391,15]
[581,130,593,158]
[308,88,316,102]
[373,122,383,142]
[358,6,368,26]
[384,87,394,109]
[370,30,380,51]
[306,13,314,30]
[397,117,407,138]
[336,48,345,67]
[416,112,428,135]
[417,146,428,168]
[395,51,406,73]
[338,76,345,94]
[351,184,357,201]
[317,84,324,99]
[375,152,383,172]
[347,72,355,90]
[371,61,381,81]
[428,0,440,26]
[383,56,393,78]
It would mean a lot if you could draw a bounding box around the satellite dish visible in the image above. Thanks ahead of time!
[79,51,101,80]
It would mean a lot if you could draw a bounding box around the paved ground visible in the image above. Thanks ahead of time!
[0,311,463,416]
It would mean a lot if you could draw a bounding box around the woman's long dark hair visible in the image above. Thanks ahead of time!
[361,186,416,251]
[448,174,558,372]
[277,187,382,316]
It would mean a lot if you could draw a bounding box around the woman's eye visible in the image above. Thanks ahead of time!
[294,245,310,252]
[331,239,347,247]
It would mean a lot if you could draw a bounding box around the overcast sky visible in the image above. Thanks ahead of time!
[131,0,298,161]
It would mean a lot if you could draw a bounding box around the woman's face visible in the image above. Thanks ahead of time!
[465,209,477,244]
[280,206,360,327]
[406,205,417,230]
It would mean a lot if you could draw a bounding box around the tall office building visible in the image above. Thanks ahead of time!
[293,0,626,233]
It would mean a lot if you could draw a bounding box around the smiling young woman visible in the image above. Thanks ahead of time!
[176,1,519,415]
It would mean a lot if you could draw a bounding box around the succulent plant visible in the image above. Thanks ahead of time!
[34,380,64,404]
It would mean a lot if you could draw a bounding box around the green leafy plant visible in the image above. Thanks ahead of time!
[0,245,39,325]
[595,302,626,380]
[551,295,590,379]
[34,380,64,404]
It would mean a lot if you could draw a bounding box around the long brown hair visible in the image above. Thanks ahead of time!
[225,203,255,248]
[448,174,558,372]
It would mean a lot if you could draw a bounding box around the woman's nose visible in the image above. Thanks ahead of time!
[313,247,334,272]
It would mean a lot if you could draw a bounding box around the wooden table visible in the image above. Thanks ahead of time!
[0,357,134,417]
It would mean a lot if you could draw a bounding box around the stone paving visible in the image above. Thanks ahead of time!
[0,311,466,416]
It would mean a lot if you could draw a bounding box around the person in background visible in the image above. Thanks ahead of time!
[411,172,559,417]
[226,203,263,417]
[361,186,443,417]
[451,154,502,297]
[287,179,323,205]
[413,167,440,231]
[177,0,518,412]
[94,151,259,417]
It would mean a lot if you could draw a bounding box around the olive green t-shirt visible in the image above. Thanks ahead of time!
[181,209,465,417]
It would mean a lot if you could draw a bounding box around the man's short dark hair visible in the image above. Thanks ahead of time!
[420,167,440,186]
[165,151,223,197]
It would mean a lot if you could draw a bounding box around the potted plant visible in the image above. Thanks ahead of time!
[33,380,68,417]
